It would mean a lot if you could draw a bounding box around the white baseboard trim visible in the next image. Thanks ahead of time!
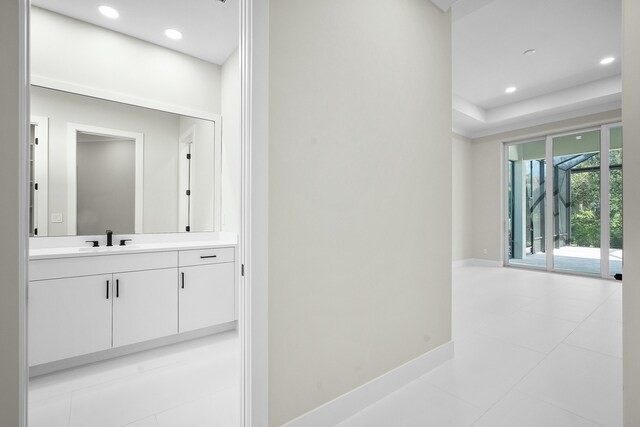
[471,258,503,267]
[452,259,473,268]
[283,341,454,427]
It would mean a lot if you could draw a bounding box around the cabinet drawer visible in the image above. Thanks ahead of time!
[178,247,234,267]
[30,251,178,281]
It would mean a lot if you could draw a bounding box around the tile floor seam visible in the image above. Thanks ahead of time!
[461,328,548,357]
[66,395,73,427]
[66,372,236,427]
[152,385,237,422]
[465,350,554,426]
[57,354,224,404]
[560,341,623,360]
[465,290,597,425]
[414,377,485,412]
[513,388,608,427]
[518,298,603,322]
[491,280,621,426]
[32,356,199,403]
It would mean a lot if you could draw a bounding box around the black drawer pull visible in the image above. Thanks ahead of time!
[181,272,185,289]
[200,255,217,259]
[106,280,110,299]
[116,279,120,298]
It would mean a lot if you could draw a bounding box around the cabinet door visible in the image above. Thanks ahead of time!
[179,263,235,333]
[29,275,112,366]
[112,268,178,348]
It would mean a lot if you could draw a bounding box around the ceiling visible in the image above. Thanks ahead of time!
[33,0,621,137]
[449,0,622,138]
[31,0,239,65]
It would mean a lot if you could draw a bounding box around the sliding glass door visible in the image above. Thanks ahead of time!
[507,139,547,269]
[609,126,623,277]
[552,129,601,274]
[505,123,622,278]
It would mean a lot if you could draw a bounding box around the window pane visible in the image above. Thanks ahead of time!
[507,140,546,269]
[552,130,601,275]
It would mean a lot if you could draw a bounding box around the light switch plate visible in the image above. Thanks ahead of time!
[51,213,63,223]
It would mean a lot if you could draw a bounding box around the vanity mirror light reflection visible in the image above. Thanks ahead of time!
[28,1,243,426]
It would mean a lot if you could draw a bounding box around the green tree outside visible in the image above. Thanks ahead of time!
[569,149,622,249]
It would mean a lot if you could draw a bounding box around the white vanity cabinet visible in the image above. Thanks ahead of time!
[178,248,236,333]
[29,274,113,366]
[28,242,237,370]
[29,251,179,366]
[112,268,178,347]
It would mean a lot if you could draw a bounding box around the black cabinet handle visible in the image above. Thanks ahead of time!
[200,255,217,259]
[119,239,132,246]
[86,240,99,247]
[181,272,185,289]
[116,279,119,298]
[106,280,109,299]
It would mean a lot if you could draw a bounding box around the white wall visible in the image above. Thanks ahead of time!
[31,7,222,118]
[221,49,241,233]
[268,1,452,424]
[31,86,182,235]
[0,0,26,425]
[623,1,640,425]
[470,109,622,262]
[452,133,473,261]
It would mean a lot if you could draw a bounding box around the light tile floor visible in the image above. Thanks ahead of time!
[339,265,622,427]
[30,266,622,427]
[28,330,241,427]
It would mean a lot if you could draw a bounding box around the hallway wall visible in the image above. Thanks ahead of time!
[268,0,452,424]
[452,133,474,261]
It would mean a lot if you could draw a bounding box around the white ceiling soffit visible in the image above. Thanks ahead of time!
[430,0,496,18]
[452,0,622,139]
[430,0,455,12]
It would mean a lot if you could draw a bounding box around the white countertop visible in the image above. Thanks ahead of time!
[29,234,237,260]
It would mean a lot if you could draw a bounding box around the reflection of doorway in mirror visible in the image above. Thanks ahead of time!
[177,119,220,233]
[67,123,144,236]
[76,132,136,235]
[29,116,49,237]
[178,126,194,232]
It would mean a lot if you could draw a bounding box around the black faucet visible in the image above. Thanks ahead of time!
[106,230,113,247]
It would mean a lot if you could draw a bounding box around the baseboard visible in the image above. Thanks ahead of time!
[283,341,454,427]
[452,259,473,268]
[471,258,503,267]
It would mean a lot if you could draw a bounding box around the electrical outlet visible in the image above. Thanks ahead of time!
[51,213,63,223]
[483,248,488,255]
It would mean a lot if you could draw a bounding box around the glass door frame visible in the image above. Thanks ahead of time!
[503,136,548,272]
[503,121,622,279]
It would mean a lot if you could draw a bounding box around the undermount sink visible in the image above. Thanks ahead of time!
[77,245,139,252]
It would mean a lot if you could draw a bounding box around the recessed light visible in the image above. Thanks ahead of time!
[505,86,517,94]
[165,29,183,40]
[523,48,536,56]
[98,5,119,19]
[600,57,615,65]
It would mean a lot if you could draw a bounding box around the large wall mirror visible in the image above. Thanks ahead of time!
[30,86,221,236]
[29,4,240,237]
